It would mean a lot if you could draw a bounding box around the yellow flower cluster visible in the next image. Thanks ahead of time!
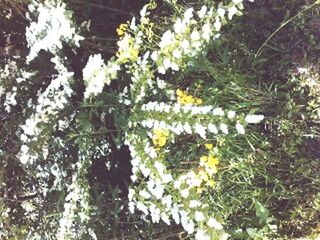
[200,155,219,173]
[116,23,128,37]
[141,17,155,42]
[195,154,220,193]
[204,143,213,150]
[152,128,169,147]
[176,89,203,105]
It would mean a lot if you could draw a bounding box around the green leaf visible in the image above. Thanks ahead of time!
[255,201,270,223]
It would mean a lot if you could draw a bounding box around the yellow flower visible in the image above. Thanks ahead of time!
[176,89,203,106]
[206,180,216,187]
[197,187,204,194]
[176,89,183,97]
[116,23,128,37]
[195,98,203,105]
[207,155,219,169]
[205,143,213,150]
[200,155,208,163]
[153,136,166,147]
[185,95,193,104]
[129,48,139,59]
[152,128,169,147]
[198,169,209,181]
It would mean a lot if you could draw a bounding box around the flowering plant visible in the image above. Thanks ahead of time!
[1,0,320,239]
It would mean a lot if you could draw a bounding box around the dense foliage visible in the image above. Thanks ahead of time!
[0,0,320,239]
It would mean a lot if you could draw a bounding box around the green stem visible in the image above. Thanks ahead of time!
[255,1,319,57]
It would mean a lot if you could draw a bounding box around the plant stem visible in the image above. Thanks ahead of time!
[255,1,319,57]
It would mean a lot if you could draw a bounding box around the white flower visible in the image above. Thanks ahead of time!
[207,217,223,230]
[159,30,174,48]
[174,179,182,189]
[232,0,243,4]
[140,164,151,177]
[131,174,138,182]
[236,122,245,134]
[173,49,182,58]
[128,188,135,201]
[214,18,222,31]
[147,178,155,191]
[163,58,171,70]
[194,123,207,139]
[297,67,308,74]
[83,54,107,98]
[195,211,205,222]
[212,107,224,116]
[150,204,161,223]
[172,122,184,135]
[151,51,158,61]
[128,202,135,213]
[187,175,202,188]
[220,123,229,134]
[227,110,236,119]
[139,189,151,199]
[181,189,189,198]
[195,230,210,240]
[162,195,173,209]
[208,123,218,134]
[161,212,171,225]
[183,220,195,234]
[245,114,264,123]
[183,123,193,134]
[154,181,164,199]
[171,205,180,224]
[184,8,194,22]
[140,5,148,17]
[156,79,166,89]
[174,18,185,34]
[154,161,165,174]
[26,1,83,62]
[189,200,201,208]
[173,103,181,113]
[228,6,238,20]
[191,30,200,41]
[130,17,137,31]
[136,201,148,215]
[158,66,166,74]
[217,8,226,17]
[162,173,173,183]
[198,6,207,19]
[202,23,211,41]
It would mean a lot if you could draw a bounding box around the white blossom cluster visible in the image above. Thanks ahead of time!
[0,60,34,112]
[26,0,83,62]
[82,6,148,101]
[57,150,97,240]
[126,100,264,237]
[122,0,253,105]
[125,133,228,239]
[82,54,120,99]
[19,0,83,166]
[11,1,97,237]
[119,1,260,239]
[140,101,264,139]
[153,0,251,76]
[8,0,262,238]
[18,56,74,165]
